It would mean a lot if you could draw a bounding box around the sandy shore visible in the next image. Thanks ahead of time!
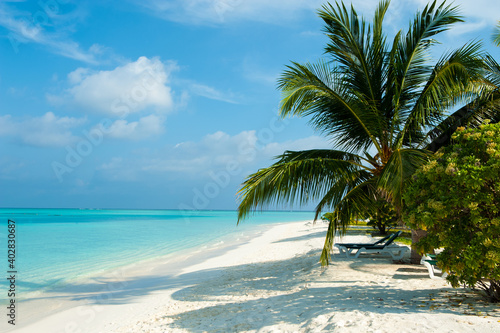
[11,221,500,333]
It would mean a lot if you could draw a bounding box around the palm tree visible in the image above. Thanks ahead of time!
[236,0,487,265]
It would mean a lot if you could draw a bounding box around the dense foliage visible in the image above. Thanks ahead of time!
[365,198,398,235]
[404,122,500,302]
[323,197,398,235]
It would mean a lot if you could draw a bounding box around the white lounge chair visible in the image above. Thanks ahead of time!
[420,254,448,279]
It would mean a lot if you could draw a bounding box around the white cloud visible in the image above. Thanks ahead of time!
[383,0,499,38]
[189,83,239,104]
[63,57,177,116]
[0,3,99,63]
[447,20,490,37]
[166,130,258,169]
[412,0,499,25]
[68,67,90,85]
[98,157,123,170]
[105,114,165,140]
[134,0,491,27]
[0,112,85,147]
[7,86,27,97]
[143,130,257,173]
[130,0,325,25]
[129,0,498,49]
[311,0,498,38]
[96,157,140,181]
[241,57,278,86]
[135,0,497,40]
[143,130,330,175]
[94,129,331,184]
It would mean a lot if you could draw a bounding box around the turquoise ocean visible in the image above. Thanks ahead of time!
[0,209,314,300]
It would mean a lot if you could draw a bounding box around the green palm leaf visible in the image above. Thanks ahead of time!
[237,149,368,221]
[278,60,382,153]
[424,55,500,151]
[377,148,431,209]
[319,179,377,265]
[399,41,485,147]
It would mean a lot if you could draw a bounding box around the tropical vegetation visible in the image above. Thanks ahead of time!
[404,123,500,302]
[237,0,491,265]
[364,198,398,235]
[323,197,398,235]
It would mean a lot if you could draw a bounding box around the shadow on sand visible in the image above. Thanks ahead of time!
[24,241,495,332]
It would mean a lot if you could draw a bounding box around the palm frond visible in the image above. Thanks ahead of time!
[389,0,464,137]
[319,179,377,265]
[493,21,500,47]
[423,96,500,151]
[313,168,373,223]
[377,148,431,210]
[319,3,377,101]
[398,41,485,147]
[368,0,390,97]
[319,2,389,140]
[423,54,500,151]
[278,60,383,153]
[485,55,500,88]
[237,149,367,222]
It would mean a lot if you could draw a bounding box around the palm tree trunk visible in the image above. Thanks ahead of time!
[410,229,427,264]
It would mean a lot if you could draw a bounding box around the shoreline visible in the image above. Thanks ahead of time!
[7,220,296,332]
[0,208,316,303]
[10,220,500,332]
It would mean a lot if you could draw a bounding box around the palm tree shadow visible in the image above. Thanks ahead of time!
[162,251,490,332]
[273,231,327,243]
[20,248,495,332]
[165,287,450,332]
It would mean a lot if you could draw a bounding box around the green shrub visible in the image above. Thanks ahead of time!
[403,121,500,302]
[322,197,397,235]
[365,198,398,235]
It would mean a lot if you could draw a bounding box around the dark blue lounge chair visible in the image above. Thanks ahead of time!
[335,231,408,260]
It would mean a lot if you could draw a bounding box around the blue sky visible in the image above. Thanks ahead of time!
[0,0,498,210]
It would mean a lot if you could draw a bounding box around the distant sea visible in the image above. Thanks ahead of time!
[0,209,314,300]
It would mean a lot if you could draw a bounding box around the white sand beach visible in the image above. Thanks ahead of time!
[12,221,500,333]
